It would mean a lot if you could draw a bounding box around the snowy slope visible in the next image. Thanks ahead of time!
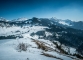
[59,21,72,26]
[0,27,82,60]
[0,26,48,36]
[0,36,81,60]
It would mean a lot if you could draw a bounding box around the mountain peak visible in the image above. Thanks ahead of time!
[17,17,28,21]
[12,17,28,21]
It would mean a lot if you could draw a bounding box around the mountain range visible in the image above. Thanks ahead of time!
[0,17,83,60]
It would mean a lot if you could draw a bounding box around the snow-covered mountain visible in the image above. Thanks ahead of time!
[12,17,28,21]
[0,17,83,60]
[0,17,8,21]
[50,17,83,30]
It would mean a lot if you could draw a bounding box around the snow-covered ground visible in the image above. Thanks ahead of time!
[0,38,57,60]
[0,26,48,36]
[0,37,80,60]
[0,25,81,60]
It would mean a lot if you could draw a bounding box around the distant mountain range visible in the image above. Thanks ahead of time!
[1,17,83,30]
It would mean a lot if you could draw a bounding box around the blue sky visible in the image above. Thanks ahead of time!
[0,0,83,21]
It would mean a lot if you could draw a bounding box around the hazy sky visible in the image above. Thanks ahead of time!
[0,0,83,21]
